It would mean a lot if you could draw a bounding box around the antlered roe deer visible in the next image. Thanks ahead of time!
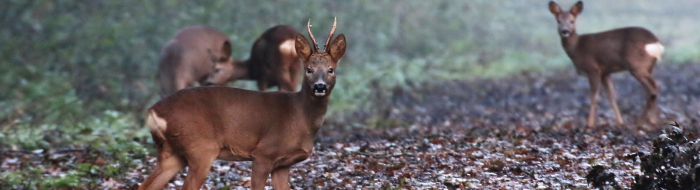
[548,1,664,127]
[156,26,234,97]
[204,25,302,92]
[138,18,346,190]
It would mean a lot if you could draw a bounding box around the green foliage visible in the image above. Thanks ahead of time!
[0,0,697,148]
[0,2,699,186]
[0,167,82,189]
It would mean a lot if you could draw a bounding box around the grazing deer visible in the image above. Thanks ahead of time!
[138,18,346,190]
[204,25,302,92]
[156,25,233,97]
[548,1,664,128]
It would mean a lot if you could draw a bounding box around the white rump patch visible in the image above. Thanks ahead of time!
[279,39,297,56]
[644,42,664,59]
[146,109,168,133]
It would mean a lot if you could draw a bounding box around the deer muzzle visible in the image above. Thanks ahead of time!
[560,29,570,37]
[313,83,327,96]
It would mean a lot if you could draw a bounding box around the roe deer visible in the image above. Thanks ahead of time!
[204,25,301,92]
[138,18,346,190]
[156,25,233,97]
[548,1,664,127]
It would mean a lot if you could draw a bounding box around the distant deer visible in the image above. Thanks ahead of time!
[156,26,234,98]
[204,25,301,92]
[138,18,346,190]
[548,1,664,127]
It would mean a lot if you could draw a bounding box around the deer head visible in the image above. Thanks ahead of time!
[295,18,346,97]
[549,1,583,37]
[205,58,237,86]
[204,40,236,86]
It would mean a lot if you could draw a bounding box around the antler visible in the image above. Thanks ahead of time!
[323,17,337,53]
[307,19,319,52]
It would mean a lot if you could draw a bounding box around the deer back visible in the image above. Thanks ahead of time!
[157,26,232,97]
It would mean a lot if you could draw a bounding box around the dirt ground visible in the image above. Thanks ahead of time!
[5,63,700,189]
[129,63,700,189]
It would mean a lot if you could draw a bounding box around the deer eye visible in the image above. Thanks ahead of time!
[306,68,313,74]
[328,68,334,74]
[214,68,221,73]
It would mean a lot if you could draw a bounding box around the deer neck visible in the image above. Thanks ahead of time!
[231,59,251,80]
[560,31,580,57]
[298,81,330,134]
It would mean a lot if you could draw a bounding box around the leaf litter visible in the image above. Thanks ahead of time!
[2,64,700,189]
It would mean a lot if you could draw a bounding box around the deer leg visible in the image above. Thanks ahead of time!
[257,79,269,91]
[139,153,185,190]
[288,60,301,92]
[271,167,291,190]
[279,81,296,92]
[251,159,274,190]
[631,71,659,124]
[159,76,176,98]
[587,74,601,128]
[602,74,624,125]
[181,150,218,190]
[278,71,296,92]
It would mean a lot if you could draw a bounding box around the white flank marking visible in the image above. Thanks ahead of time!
[146,109,167,132]
[279,39,297,56]
[645,42,664,59]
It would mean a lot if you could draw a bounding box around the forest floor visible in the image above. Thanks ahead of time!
[2,63,700,189]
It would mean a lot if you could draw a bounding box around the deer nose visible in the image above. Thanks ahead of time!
[560,30,570,35]
[203,82,214,86]
[314,83,327,91]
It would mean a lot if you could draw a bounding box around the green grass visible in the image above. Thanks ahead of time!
[2,0,699,149]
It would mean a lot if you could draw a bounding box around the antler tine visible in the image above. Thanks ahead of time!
[307,19,319,52]
[323,17,337,53]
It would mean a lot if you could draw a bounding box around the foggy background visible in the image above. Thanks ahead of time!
[1,0,699,149]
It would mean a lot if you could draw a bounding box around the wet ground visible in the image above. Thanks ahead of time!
[308,63,700,189]
[344,63,700,133]
[4,63,700,189]
[158,63,700,189]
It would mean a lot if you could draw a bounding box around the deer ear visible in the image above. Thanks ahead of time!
[570,1,583,16]
[295,34,312,62]
[208,49,224,62]
[548,1,562,16]
[328,34,346,63]
[221,41,232,60]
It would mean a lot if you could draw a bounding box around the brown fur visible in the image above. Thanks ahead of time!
[139,20,346,190]
[549,1,663,127]
[206,25,302,92]
[156,26,233,98]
